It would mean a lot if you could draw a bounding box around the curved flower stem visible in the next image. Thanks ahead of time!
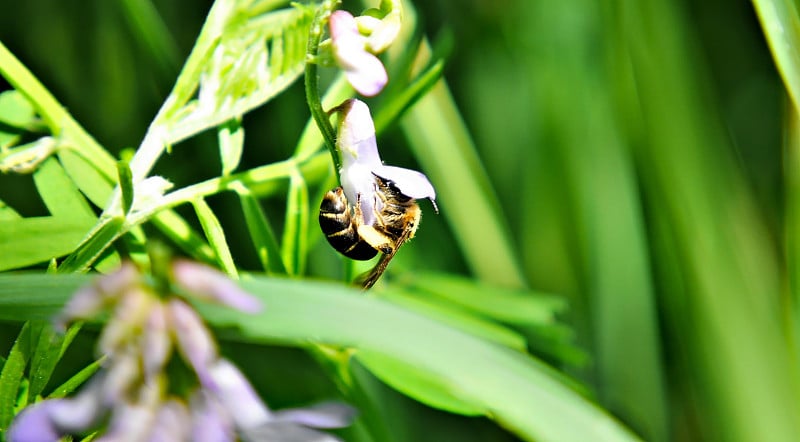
[304,0,341,181]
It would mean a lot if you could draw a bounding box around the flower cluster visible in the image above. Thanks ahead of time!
[9,261,355,442]
[327,1,402,96]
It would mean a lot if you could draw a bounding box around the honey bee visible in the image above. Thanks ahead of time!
[319,173,434,288]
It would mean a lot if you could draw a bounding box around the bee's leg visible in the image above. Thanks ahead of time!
[357,224,394,255]
[353,193,367,226]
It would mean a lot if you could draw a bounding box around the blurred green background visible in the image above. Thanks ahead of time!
[1,0,797,440]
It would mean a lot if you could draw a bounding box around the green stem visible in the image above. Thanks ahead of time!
[304,0,341,180]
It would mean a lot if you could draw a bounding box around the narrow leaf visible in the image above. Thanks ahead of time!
[0,322,32,431]
[57,217,126,273]
[28,322,80,401]
[237,190,287,274]
[380,289,528,351]
[48,357,104,399]
[58,149,115,209]
[192,198,237,277]
[0,90,35,129]
[0,199,21,221]
[400,271,566,326]
[0,217,96,271]
[218,118,244,176]
[117,160,134,214]
[0,274,639,442]
[33,157,95,222]
[281,171,309,276]
[356,350,486,416]
[150,210,217,265]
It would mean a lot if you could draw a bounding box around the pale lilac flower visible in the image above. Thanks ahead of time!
[8,375,104,441]
[148,399,191,442]
[329,10,388,97]
[206,360,356,442]
[141,301,172,381]
[55,260,139,330]
[190,391,235,442]
[333,98,437,226]
[167,297,218,385]
[171,259,262,313]
[9,260,354,442]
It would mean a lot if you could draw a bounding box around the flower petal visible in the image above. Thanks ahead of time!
[141,301,172,381]
[330,10,388,96]
[148,399,191,442]
[334,99,384,225]
[171,260,262,313]
[342,54,388,97]
[190,391,235,442]
[56,261,139,329]
[7,401,61,442]
[272,401,357,429]
[241,421,342,442]
[168,298,218,385]
[372,165,436,203]
[205,359,271,431]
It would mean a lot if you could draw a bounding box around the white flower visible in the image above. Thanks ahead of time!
[329,10,388,97]
[333,98,436,226]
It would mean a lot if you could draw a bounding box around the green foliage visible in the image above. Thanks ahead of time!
[0,0,797,441]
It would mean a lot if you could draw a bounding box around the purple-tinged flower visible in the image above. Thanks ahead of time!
[333,98,436,226]
[190,391,235,442]
[141,301,172,381]
[272,401,358,429]
[98,287,154,357]
[168,298,218,386]
[205,359,271,431]
[329,10,388,97]
[147,399,191,442]
[205,359,356,442]
[11,259,356,442]
[97,374,162,442]
[171,259,262,313]
[8,374,105,441]
[55,261,139,330]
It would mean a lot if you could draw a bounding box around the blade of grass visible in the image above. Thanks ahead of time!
[399,43,526,288]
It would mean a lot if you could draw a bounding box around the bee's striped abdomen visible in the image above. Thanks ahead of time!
[319,187,378,260]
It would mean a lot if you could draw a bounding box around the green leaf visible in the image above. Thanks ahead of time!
[355,350,486,416]
[237,190,287,274]
[166,7,314,144]
[0,322,32,432]
[192,198,237,276]
[0,274,640,442]
[150,210,217,265]
[399,50,526,288]
[0,90,35,129]
[399,271,566,326]
[57,217,126,273]
[57,149,115,209]
[28,322,80,401]
[48,357,103,399]
[218,118,244,176]
[379,289,528,351]
[0,274,88,321]
[0,199,21,221]
[117,160,134,214]
[281,171,308,276]
[33,157,95,222]
[0,217,96,271]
